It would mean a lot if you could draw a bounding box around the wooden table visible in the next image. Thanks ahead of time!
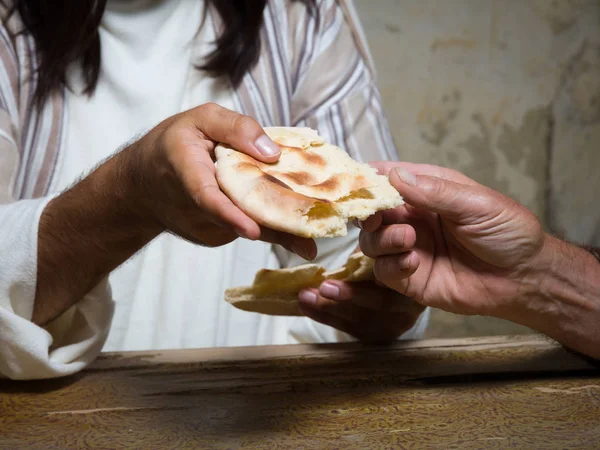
[1,335,599,449]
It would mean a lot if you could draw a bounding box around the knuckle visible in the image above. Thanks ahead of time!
[480,195,496,213]
[448,167,467,181]
[373,257,389,282]
[415,296,433,309]
[374,257,411,295]
[428,177,461,210]
[232,115,260,137]
[200,102,220,115]
[161,123,182,148]
[371,229,390,252]
[431,177,449,201]
[191,182,219,209]
[373,256,397,281]
[387,226,401,249]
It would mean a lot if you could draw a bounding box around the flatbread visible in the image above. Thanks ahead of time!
[215,127,403,238]
[225,252,375,316]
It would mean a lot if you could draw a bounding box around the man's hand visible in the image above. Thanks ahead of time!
[360,161,546,319]
[131,104,315,251]
[297,276,425,343]
[34,104,316,325]
[360,162,600,358]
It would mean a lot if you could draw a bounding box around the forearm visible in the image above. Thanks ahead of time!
[33,147,163,326]
[505,235,600,358]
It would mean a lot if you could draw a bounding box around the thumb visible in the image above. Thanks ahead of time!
[390,167,493,223]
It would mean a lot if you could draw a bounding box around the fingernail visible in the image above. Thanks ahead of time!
[394,167,417,186]
[320,281,340,298]
[255,135,281,157]
[299,290,318,305]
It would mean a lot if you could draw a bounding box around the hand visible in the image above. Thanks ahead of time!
[129,103,316,259]
[33,104,315,326]
[359,162,546,320]
[297,278,425,343]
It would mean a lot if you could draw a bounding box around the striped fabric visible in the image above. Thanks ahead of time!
[0,4,65,202]
[0,0,397,205]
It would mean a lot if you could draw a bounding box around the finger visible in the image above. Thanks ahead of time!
[373,252,420,297]
[370,161,479,186]
[368,161,397,177]
[362,204,426,229]
[259,227,317,261]
[357,213,383,232]
[175,142,262,239]
[298,288,364,323]
[359,224,416,257]
[188,103,281,162]
[389,167,495,223]
[318,280,420,313]
[357,205,420,234]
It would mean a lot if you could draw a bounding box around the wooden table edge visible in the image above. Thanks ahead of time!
[90,334,596,374]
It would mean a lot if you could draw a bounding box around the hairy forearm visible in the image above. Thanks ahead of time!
[506,235,600,358]
[33,147,163,326]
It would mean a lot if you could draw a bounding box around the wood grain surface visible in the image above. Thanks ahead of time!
[1,335,599,449]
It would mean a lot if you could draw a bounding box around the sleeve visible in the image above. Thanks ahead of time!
[0,27,114,380]
[290,0,399,163]
[275,0,429,343]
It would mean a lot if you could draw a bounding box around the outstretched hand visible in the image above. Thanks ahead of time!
[359,162,546,320]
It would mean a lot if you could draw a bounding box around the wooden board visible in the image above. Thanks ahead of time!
[1,335,599,449]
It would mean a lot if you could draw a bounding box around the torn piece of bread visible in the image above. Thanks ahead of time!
[225,252,374,316]
[215,127,403,238]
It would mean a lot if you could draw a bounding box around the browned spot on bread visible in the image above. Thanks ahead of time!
[280,145,327,167]
[301,151,326,167]
[313,176,339,192]
[346,174,373,192]
[270,170,316,186]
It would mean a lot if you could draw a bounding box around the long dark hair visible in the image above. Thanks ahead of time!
[4,0,316,106]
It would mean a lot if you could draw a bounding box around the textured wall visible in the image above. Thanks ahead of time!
[353,0,600,337]
[355,0,600,245]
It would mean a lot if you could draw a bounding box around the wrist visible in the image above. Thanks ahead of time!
[502,234,600,358]
[118,139,167,232]
[34,147,163,325]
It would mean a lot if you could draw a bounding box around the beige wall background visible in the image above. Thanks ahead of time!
[354,0,600,337]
